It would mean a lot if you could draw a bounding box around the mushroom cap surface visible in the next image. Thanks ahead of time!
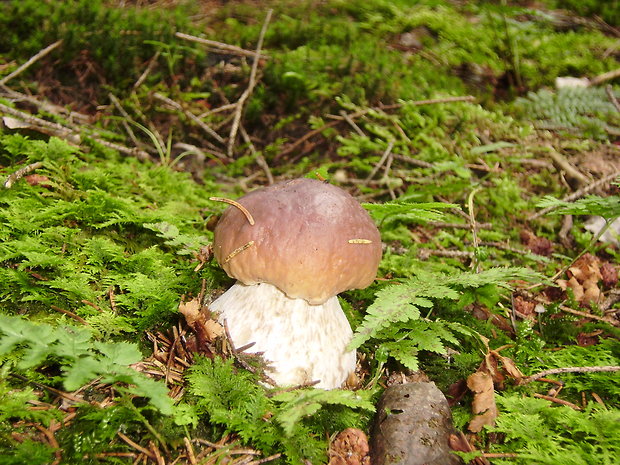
[213,178,382,304]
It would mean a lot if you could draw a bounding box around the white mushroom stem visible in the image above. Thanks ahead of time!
[209,282,356,389]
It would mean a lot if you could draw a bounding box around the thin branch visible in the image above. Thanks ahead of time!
[547,148,589,188]
[246,453,283,465]
[365,140,395,183]
[379,95,476,109]
[154,92,226,147]
[228,9,273,156]
[0,85,90,125]
[4,161,43,189]
[275,120,340,160]
[589,67,620,86]
[532,393,582,410]
[175,32,269,59]
[529,169,620,220]
[239,123,274,184]
[606,85,620,113]
[49,305,89,325]
[523,365,620,384]
[133,50,161,89]
[0,39,63,86]
[108,93,145,150]
[0,102,151,161]
[340,109,365,136]
[277,95,474,160]
[117,432,156,460]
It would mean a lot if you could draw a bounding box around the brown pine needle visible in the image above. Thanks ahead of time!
[224,241,255,263]
[348,239,373,244]
[209,197,255,225]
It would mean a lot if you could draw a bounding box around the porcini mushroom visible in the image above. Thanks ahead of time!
[209,178,382,389]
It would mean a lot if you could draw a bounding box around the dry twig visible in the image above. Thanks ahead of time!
[3,161,44,189]
[522,365,620,384]
[532,393,582,410]
[589,67,620,86]
[228,9,273,156]
[606,84,620,113]
[0,39,63,86]
[529,169,620,220]
[175,32,269,59]
[365,140,395,183]
[154,92,226,147]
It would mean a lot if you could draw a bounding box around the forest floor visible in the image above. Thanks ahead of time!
[0,1,619,464]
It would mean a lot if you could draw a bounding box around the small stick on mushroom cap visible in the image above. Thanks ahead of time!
[209,197,255,225]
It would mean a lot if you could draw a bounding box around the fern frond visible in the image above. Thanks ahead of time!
[363,201,457,224]
[537,194,620,221]
[351,267,542,349]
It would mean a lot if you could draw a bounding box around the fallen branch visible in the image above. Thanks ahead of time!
[175,32,269,59]
[240,123,274,184]
[0,39,63,86]
[529,169,620,220]
[153,92,226,148]
[606,85,620,113]
[532,393,582,410]
[0,102,151,161]
[277,95,475,160]
[4,161,43,189]
[546,148,589,188]
[589,67,620,87]
[0,85,90,125]
[228,9,272,156]
[365,140,395,183]
[117,432,156,461]
[523,365,620,384]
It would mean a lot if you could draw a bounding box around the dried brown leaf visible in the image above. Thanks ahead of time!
[498,355,524,381]
[466,371,498,432]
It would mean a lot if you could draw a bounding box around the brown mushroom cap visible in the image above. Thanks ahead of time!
[213,178,382,304]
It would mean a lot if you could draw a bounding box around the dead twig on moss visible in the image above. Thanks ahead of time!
[529,169,620,220]
[108,93,147,151]
[340,109,365,136]
[117,432,156,461]
[3,161,43,189]
[277,95,474,160]
[546,148,589,188]
[365,140,395,183]
[133,50,161,90]
[175,32,270,60]
[589,67,620,87]
[0,102,152,161]
[606,85,620,113]
[228,9,273,157]
[154,92,226,148]
[532,393,582,410]
[0,86,90,125]
[240,124,274,184]
[523,366,620,384]
[0,39,63,86]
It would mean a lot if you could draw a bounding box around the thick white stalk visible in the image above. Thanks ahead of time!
[209,282,356,389]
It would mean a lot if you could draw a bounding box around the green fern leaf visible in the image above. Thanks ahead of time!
[363,201,456,224]
[351,267,542,349]
[273,389,374,436]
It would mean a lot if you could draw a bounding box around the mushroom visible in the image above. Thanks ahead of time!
[209,178,382,389]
